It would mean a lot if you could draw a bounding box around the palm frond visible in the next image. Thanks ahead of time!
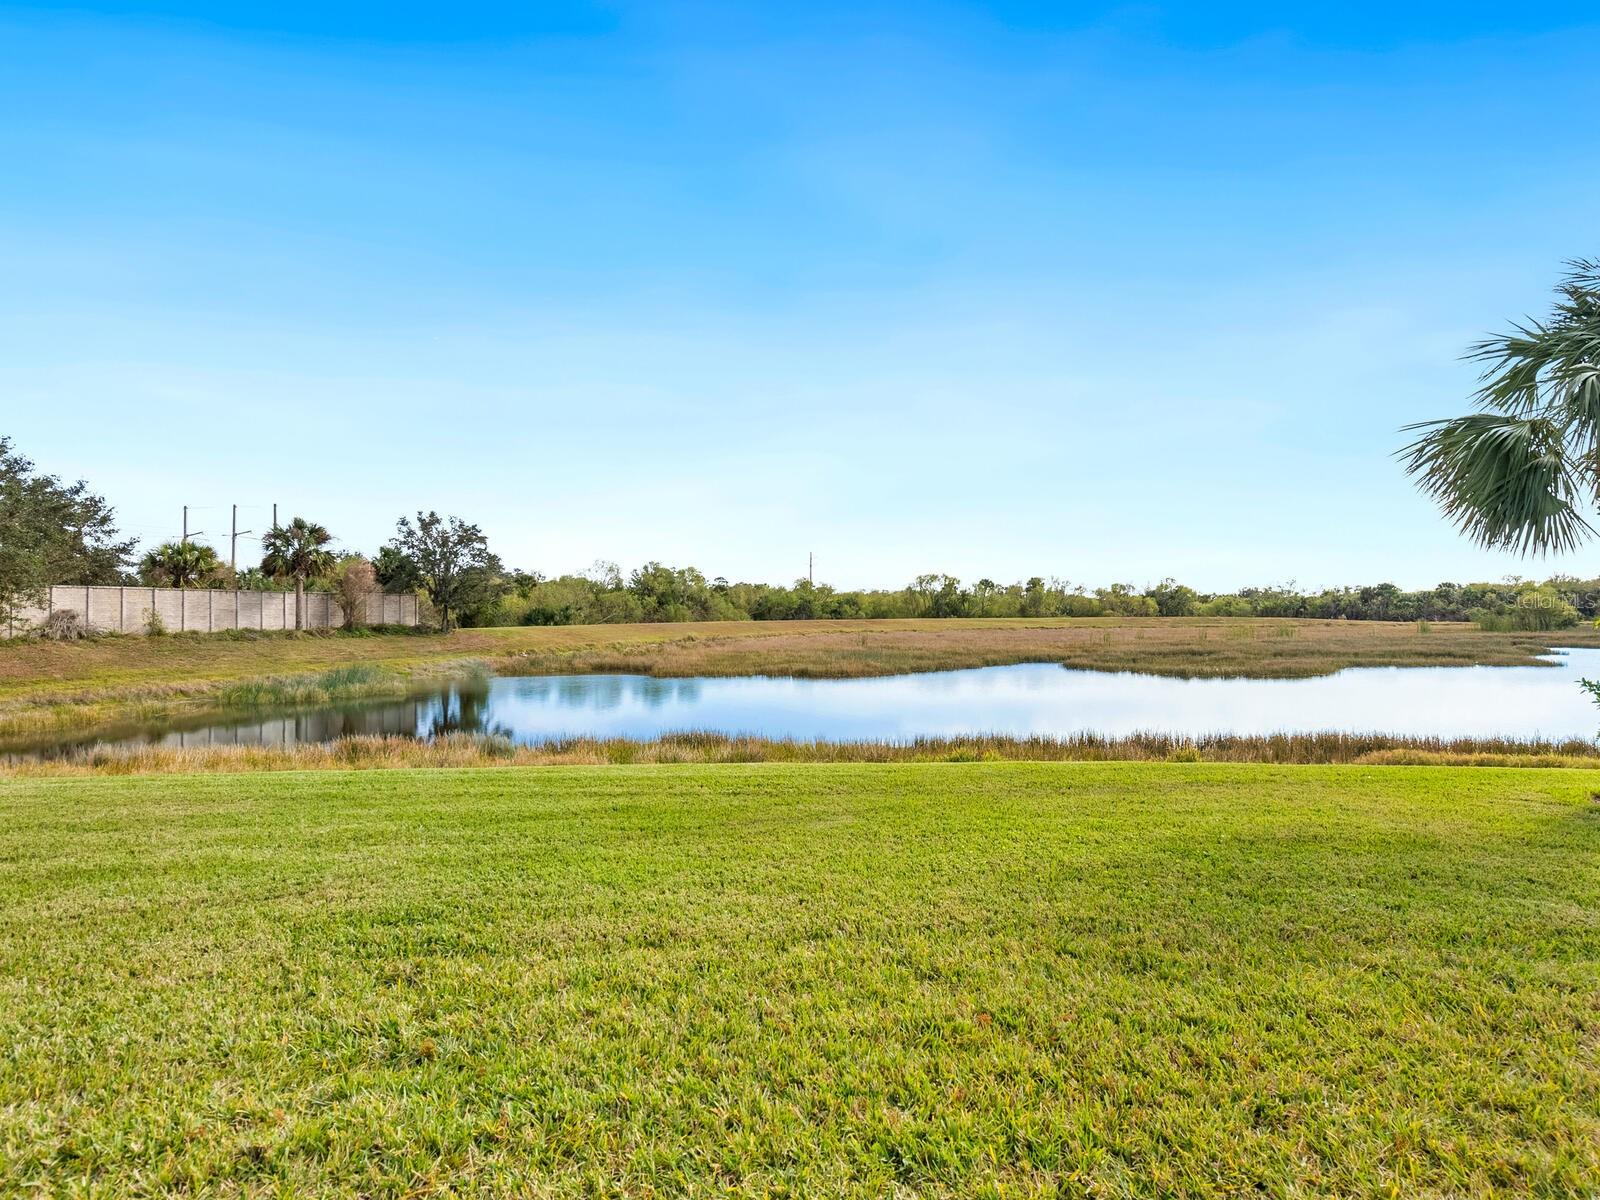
[1468,260,1600,424]
[260,517,336,580]
[1558,257,1600,297]
[1398,413,1594,555]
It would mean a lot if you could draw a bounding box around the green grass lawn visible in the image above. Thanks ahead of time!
[2,762,1597,1196]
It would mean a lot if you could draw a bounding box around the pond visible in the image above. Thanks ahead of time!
[16,649,1600,758]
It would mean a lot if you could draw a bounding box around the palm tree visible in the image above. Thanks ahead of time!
[1400,259,1600,555]
[139,541,221,589]
[260,517,335,630]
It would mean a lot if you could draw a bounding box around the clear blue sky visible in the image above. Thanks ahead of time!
[4,2,1599,591]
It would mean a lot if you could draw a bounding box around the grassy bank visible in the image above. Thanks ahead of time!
[0,662,441,741]
[3,616,1599,737]
[1,762,1596,1194]
[10,729,1600,775]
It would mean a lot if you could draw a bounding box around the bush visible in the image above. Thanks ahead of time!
[1474,586,1579,631]
[330,557,380,631]
[1198,595,1254,617]
[39,609,89,640]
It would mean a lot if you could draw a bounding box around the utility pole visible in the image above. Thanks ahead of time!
[179,507,205,590]
[809,551,814,586]
[230,504,253,571]
[272,503,278,532]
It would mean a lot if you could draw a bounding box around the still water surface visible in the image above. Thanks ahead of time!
[25,649,1600,756]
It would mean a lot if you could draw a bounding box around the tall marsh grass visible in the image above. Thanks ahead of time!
[215,665,402,708]
[11,729,1600,776]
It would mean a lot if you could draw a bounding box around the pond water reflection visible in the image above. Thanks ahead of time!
[18,649,1600,758]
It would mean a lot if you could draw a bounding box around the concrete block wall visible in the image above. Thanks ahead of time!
[5,586,419,637]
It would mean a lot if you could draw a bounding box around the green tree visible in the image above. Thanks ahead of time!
[1019,576,1047,617]
[1401,259,1600,554]
[907,573,969,618]
[1095,583,1158,617]
[373,545,422,594]
[1145,578,1199,617]
[139,541,223,589]
[260,517,335,630]
[0,437,134,629]
[386,511,502,631]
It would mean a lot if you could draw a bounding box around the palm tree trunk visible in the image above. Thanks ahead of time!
[294,577,304,630]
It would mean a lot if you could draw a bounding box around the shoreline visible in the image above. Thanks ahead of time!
[9,728,1600,776]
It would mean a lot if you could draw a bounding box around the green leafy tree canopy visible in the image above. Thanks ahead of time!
[386,511,502,631]
[0,436,134,626]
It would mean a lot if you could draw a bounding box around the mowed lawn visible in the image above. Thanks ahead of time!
[2,764,1597,1196]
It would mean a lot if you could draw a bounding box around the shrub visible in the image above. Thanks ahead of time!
[1474,586,1579,631]
[330,557,380,630]
[38,609,88,640]
[1198,595,1254,617]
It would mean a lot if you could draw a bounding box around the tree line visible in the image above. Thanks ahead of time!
[483,568,1590,630]
[1,433,1590,635]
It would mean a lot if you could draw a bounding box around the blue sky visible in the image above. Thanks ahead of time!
[3,2,1599,591]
